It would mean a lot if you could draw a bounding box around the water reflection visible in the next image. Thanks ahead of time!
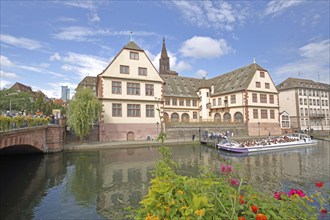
[0,141,329,219]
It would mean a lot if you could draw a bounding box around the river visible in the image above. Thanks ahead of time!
[0,140,329,219]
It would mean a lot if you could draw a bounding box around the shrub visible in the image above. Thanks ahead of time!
[131,147,329,220]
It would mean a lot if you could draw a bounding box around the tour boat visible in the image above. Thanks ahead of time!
[217,133,317,153]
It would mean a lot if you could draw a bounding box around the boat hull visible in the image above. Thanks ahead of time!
[218,140,317,153]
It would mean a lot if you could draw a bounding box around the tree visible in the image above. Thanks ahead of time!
[67,88,101,141]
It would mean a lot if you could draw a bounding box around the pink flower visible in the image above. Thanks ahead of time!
[230,178,239,186]
[220,165,232,174]
[288,189,305,198]
[273,191,286,200]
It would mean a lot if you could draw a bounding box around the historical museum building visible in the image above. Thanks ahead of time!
[277,78,330,131]
[97,41,164,142]
[159,39,281,137]
[96,39,283,141]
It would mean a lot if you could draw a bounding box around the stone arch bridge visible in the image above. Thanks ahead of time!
[0,125,66,154]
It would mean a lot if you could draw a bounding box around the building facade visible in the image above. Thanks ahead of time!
[76,76,97,95]
[61,86,70,101]
[277,78,330,131]
[160,40,281,136]
[97,41,164,141]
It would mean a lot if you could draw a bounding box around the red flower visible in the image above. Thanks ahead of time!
[321,209,327,214]
[238,217,246,220]
[239,195,245,204]
[256,213,268,220]
[251,204,258,213]
[316,182,324,188]
[288,189,305,198]
[273,191,286,200]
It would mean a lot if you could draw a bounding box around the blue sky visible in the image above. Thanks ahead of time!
[1,0,329,98]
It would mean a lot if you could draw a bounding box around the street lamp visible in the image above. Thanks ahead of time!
[156,122,159,135]
[258,122,260,137]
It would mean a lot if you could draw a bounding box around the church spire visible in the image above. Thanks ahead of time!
[159,37,170,74]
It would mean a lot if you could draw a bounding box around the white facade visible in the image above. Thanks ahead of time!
[277,78,330,131]
[98,41,164,141]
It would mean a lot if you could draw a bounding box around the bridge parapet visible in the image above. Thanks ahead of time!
[0,125,66,153]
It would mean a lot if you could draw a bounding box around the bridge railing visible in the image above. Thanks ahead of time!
[0,116,51,132]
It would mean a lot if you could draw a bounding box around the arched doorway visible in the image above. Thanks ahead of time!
[127,131,134,141]
[181,113,190,122]
[234,112,243,123]
[163,112,169,123]
[214,113,221,123]
[223,113,231,123]
[171,113,179,123]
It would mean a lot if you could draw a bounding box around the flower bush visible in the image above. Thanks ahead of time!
[131,147,329,220]
[0,116,50,131]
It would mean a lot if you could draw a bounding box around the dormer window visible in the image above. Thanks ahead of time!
[260,71,265,78]
[130,51,139,60]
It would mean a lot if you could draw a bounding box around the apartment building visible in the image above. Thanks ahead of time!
[76,76,97,95]
[97,41,164,141]
[277,78,330,131]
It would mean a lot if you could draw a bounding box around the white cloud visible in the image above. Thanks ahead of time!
[53,26,159,42]
[0,70,19,78]
[0,79,12,90]
[180,36,233,59]
[50,52,61,61]
[264,0,302,17]
[196,69,208,78]
[0,34,42,50]
[170,1,246,31]
[0,55,14,67]
[19,65,65,78]
[62,1,101,23]
[41,82,78,98]
[272,39,330,84]
[61,52,108,78]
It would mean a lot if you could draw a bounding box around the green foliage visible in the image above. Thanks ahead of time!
[67,88,101,140]
[131,147,329,220]
[0,116,50,131]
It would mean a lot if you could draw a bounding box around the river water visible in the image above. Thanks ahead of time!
[0,141,329,220]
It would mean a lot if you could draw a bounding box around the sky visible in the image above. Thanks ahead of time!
[1,0,329,98]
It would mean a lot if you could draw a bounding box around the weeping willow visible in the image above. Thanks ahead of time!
[67,88,101,140]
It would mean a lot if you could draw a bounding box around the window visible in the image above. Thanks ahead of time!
[322,100,324,106]
[317,100,320,106]
[265,83,270,89]
[300,108,304,116]
[192,99,197,106]
[261,109,268,119]
[127,83,140,95]
[231,95,236,104]
[303,90,306,96]
[309,99,312,105]
[313,99,316,105]
[120,65,129,74]
[304,98,307,105]
[253,109,258,119]
[299,89,302,95]
[260,72,265,78]
[326,100,328,106]
[252,93,257,103]
[112,103,122,117]
[256,81,261,88]
[172,98,177,106]
[186,99,191,106]
[146,105,154,117]
[138,67,147,76]
[145,84,154,96]
[130,51,139,60]
[270,110,275,119]
[269,95,274,104]
[212,99,216,106]
[112,81,121,94]
[305,108,308,116]
[127,104,140,117]
[165,98,170,105]
[218,98,222,106]
[260,94,267,103]
[299,98,303,105]
[193,111,197,119]
[179,99,184,106]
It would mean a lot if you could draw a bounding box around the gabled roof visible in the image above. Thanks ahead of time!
[276,77,330,91]
[209,63,266,95]
[161,63,266,97]
[123,41,143,51]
